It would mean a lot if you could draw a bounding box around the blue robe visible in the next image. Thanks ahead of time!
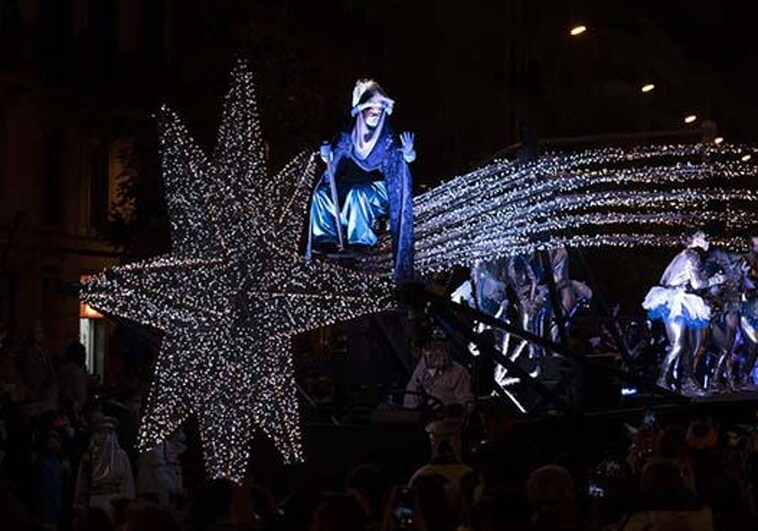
[307,125,414,281]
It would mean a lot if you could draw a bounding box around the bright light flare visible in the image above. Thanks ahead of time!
[742,154,752,162]
[684,115,697,124]
[641,84,655,93]
[714,137,724,145]
[570,25,587,36]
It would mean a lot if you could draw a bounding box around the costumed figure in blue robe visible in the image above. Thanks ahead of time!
[642,230,725,394]
[306,79,415,280]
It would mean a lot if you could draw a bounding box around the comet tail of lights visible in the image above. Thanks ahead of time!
[356,144,758,274]
[80,61,395,481]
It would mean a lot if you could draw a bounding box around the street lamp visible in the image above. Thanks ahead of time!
[684,115,697,124]
[570,25,587,36]
[641,84,655,93]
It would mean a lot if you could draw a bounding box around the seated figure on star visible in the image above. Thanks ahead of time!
[306,79,415,280]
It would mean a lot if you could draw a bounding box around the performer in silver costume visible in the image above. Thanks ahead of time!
[471,259,509,317]
[738,236,758,387]
[643,230,725,394]
[506,253,542,359]
[702,248,745,391]
[545,246,593,342]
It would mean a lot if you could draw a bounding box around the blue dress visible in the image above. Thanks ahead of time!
[307,125,414,281]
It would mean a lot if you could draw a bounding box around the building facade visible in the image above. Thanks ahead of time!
[1,0,170,371]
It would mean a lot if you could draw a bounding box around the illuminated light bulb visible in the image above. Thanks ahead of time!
[570,25,587,36]
[641,84,655,93]
[714,137,724,145]
[743,154,752,162]
[684,115,697,124]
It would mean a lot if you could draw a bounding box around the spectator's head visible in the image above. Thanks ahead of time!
[640,459,685,493]
[190,479,236,531]
[471,486,531,531]
[426,418,463,460]
[65,341,87,368]
[480,401,515,440]
[687,419,718,450]
[527,465,578,526]
[310,493,366,531]
[278,489,322,530]
[433,439,455,459]
[74,507,113,531]
[32,321,44,346]
[748,453,758,486]
[91,416,118,447]
[553,451,590,499]
[43,430,62,456]
[123,500,181,531]
[413,474,452,529]
[422,340,449,372]
[0,335,16,358]
[346,464,388,522]
[658,425,688,459]
[248,484,277,528]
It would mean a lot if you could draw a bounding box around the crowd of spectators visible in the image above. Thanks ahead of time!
[2,325,758,531]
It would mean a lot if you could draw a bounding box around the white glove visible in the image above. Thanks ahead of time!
[400,132,416,163]
[709,273,726,287]
[319,143,333,163]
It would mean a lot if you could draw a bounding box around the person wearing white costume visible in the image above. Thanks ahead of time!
[642,230,725,394]
[74,417,135,519]
[136,429,186,506]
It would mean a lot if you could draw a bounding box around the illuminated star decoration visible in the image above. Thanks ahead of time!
[81,62,395,481]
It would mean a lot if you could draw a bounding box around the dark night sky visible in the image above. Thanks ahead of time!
[172,0,758,176]
[626,0,758,109]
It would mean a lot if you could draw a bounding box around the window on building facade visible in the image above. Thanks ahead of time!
[87,0,117,64]
[139,0,165,60]
[42,130,62,225]
[38,0,73,77]
[88,139,110,233]
[1,0,22,66]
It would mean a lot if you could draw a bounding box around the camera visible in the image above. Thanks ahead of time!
[394,486,415,529]
[588,481,605,498]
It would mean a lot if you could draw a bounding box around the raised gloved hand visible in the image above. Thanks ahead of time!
[400,132,416,163]
[319,143,333,163]
[709,273,727,287]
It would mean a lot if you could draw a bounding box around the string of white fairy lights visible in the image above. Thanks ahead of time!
[409,145,758,272]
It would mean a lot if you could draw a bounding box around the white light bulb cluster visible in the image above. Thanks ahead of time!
[81,61,395,481]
